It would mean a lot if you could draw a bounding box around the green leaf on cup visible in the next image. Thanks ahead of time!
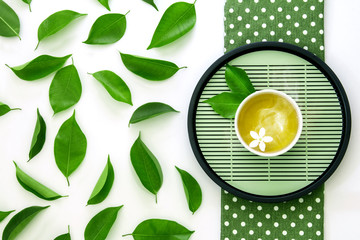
[87,156,114,205]
[2,206,49,240]
[6,54,72,81]
[36,10,87,49]
[130,133,163,202]
[54,226,71,240]
[14,161,65,201]
[0,102,20,117]
[28,108,46,161]
[83,12,128,45]
[49,64,82,114]
[175,166,202,214]
[120,52,186,81]
[142,0,158,11]
[21,0,32,12]
[54,110,87,186]
[0,0,20,39]
[129,102,179,125]
[84,206,123,240]
[97,0,111,11]
[203,92,247,118]
[89,70,132,105]
[225,64,255,95]
[0,210,15,223]
[148,1,196,49]
[123,219,195,240]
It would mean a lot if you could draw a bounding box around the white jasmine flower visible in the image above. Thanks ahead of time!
[249,127,273,152]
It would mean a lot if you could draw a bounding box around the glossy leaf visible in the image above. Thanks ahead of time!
[129,102,179,125]
[84,206,123,240]
[36,10,87,49]
[54,110,87,186]
[49,64,82,114]
[0,102,20,117]
[87,156,114,205]
[0,0,20,39]
[28,108,46,161]
[225,64,255,95]
[142,0,158,11]
[90,70,132,105]
[175,166,202,214]
[83,13,128,45]
[54,226,71,240]
[21,0,32,12]
[2,206,49,240]
[14,162,65,201]
[6,54,72,81]
[120,52,186,81]
[125,219,195,240]
[148,1,196,49]
[0,211,14,223]
[97,0,110,11]
[130,133,163,202]
[203,92,247,118]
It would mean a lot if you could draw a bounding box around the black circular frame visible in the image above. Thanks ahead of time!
[188,42,351,202]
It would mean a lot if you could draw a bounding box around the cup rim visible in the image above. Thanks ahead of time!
[234,89,303,157]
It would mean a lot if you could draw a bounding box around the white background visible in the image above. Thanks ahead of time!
[0,0,359,239]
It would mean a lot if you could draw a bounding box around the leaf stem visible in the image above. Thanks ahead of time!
[28,3,32,12]
[179,66,188,69]
[193,0,197,4]
[122,234,132,237]
[66,177,70,186]
[125,10,130,16]
[155,194,158,204]
[10,108,21,111]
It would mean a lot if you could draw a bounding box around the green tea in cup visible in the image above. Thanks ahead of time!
[235,89,303,157]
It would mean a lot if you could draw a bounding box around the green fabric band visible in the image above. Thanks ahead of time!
[221,0,325,239]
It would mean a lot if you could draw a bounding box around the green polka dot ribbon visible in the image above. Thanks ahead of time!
[222,0,325,239]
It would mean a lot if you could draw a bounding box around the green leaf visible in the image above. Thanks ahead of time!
[148,1,196,49]
[54,226,71,240]
[0,102,20,117]
[84,206,123,240]
[87,155,114,205]
[203,92,247,118]
[21,0,32,12]
[14,162,65,201]
[129,102,179,125]
[130,133,163,202]
[120,52,186,81]
[49,64,82,114]
[0,0,20,39]
[6,54,72,81]
[0,211,14,223]
[225,64,255,95]
[125,219,195,240]
[83,12,128,45]
[142,0,158,11]
[175,166,202,214]
[2,206,49,240]
[28,108,46,161]
[90,70,132,105]
[54,110,87,186]
[36,10,87,49]
[97,0,110,11]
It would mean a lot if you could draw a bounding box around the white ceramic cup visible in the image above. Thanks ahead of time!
[234,89,303,157]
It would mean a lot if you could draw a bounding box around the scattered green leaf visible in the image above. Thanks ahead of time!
[54,226,71,240]
[21,0,32,12]
[0,211,14,223]
[14,161,65,201]
[120,52,186,81]
[87,155,114,205]
[89,70,132,105]
[130,133,163,202]
[6,54,72,81]
[84,206,123,240]
[97,0,110,11]
[225,64,255,95]
[142,0,158,11]
[83,12,128,45]
[0,0,20,39]
[124,219,195,240]
[148,1,196,49]
[0,102,20,117]
[175,166,202,214]
[54,110,87,186]
[129,102,178,125]
[2,206,49,240]
[49,64,82,114]
[28,108,46,161]
[36,10,87,50]
[203,92,247,118]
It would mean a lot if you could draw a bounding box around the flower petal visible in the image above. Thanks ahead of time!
[259,128,266,138]
[259,141,266,152]
[249,140,259,148]
[263,136,273,143]
[250,131,259,140]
